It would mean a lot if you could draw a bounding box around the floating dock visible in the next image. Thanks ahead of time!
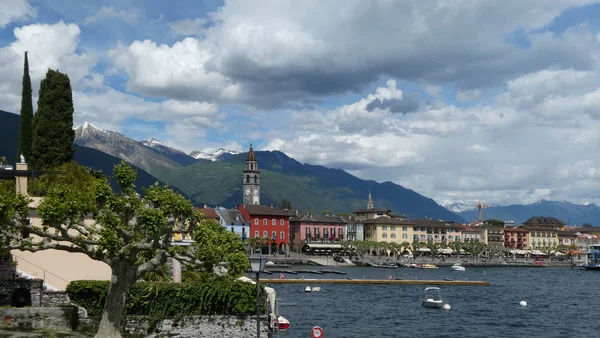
[260,279,489,285]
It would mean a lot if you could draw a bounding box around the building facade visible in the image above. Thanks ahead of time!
[363,218,414,243]
[215,207,250,241]
[238,204,291,252]
[242,145,260,205]
[482,226,505,247]
[411,219,462,243]
[345,218,364,241]
[289,214,347,243]
[503,227,529,249]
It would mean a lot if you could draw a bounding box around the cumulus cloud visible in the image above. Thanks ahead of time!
[168,18,207,37]
[84,6,138,25]
[107,0,600,108]
[0,0,36,28]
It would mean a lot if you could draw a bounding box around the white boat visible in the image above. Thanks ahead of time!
[311,286,321,292]
[304,286,312,292]
[451,263,465,271]
[422,287,444,309]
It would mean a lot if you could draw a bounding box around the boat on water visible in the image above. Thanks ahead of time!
[451,263,465,271]
[304,286,312,292]
[581,244,600,270]
[419,264,438,269]
[422,287,444,308]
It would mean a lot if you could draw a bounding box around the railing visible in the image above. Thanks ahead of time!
[12,254,69,287]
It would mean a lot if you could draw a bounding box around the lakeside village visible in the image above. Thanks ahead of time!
[185,147,599,268]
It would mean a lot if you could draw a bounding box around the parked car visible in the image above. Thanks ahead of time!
[1,164,13,170]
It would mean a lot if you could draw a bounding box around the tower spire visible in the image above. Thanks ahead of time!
[367,189,374,210]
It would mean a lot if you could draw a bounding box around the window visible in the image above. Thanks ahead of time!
[263,231,267,237]
[391,233,396,239]
[272,219,276,226]
[246,174,250,183]
[420,234,426,239]
[339,228,343,237]
[331,228,336,237]
[390,226,396,231]
[315,227,320,235]
[231,227,234,232]
[434,235,439,239]
[280,219,284,226]
[413,235,418,240]
[271,231,276,240]
[382,226,388,231]
[255,231,259,237]
[455,236,460,241]
[254,218,258,225]
[402,234,408,239]
[382,233,388,238]
[403,226,407,231]
[263,219,267,226]
[280,231,285,239]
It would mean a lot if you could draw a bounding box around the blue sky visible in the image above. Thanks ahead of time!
[3,0,600,207]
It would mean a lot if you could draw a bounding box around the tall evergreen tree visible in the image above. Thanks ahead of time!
[30,69,75,170]
[17,51,33,162]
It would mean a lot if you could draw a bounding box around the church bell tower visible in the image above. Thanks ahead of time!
[243,145,260,205]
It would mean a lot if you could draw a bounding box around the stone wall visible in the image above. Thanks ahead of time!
[124,315,270,338]
[0,307,78,331]
[40,290,71,307]
[0,278,43,307]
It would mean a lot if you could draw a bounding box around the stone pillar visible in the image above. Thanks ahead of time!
[15,162,28,196]
[172,259,181,283]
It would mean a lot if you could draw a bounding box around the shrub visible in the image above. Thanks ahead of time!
[66,278,266,331]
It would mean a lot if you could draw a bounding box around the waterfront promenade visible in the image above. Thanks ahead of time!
[264,252,575,268]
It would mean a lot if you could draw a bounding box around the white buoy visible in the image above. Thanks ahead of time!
[443,304,451,310]
[519,301,527,307]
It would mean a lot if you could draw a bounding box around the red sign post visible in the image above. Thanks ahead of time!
[311,326,324,338]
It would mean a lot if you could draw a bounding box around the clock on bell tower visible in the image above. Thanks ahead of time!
[242,144,260,205]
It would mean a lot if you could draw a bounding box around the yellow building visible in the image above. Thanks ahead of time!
[363,218,414,243]
[525,227,559,249]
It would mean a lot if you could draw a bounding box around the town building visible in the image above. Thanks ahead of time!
[525,226,559,249]
[461,226,483,243]
[503,227,529,249]
[197,207,220,221]
[289,214,347,243]
[215,207,250,241]
[522,216,565,230]
[344,217,364,241]
[411,219,462,243]
[363,218,414,243]
[353,191,392,221]
[558,230,579,247]
[481,225,505,248]
[242,145,260,205]
[238,204,292,253]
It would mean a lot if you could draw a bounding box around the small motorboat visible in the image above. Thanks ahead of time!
[277,316,290,331]
[451,263,465,271]
[419,264,438,269]
[304,286,312,292]
[422,287,444,309]
[311,286,321,292]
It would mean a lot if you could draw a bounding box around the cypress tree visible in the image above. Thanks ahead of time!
[17,51,34,162]
[30,69,75,170]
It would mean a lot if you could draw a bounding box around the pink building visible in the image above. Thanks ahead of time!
[290,214,348,243]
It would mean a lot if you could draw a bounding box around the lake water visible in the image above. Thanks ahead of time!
[266,266,600,338]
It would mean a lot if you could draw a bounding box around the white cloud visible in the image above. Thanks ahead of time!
[0,21,97,112]
[84,6,138,25]
[168,18,207,37]
[0,0,36,28]
[467,144,490,152]
[456,89,482,102]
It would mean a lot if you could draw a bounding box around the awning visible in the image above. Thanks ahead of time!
[509,249,528,255]
[531,250,545,255]
[305,243,342,249]
[439,248,453,254]
[417,248,431,252]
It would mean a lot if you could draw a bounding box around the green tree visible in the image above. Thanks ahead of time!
[280,198,293,210]
[484,219,504,227]
[17,51,34,162]
[0,162,249,338]
[30,69,75,170]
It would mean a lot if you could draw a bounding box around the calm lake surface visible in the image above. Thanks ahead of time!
[266,266,600,338]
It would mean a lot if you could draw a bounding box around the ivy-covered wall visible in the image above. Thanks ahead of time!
[67,279,267,331]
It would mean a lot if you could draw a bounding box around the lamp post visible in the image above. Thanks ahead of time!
[249,255,267,338]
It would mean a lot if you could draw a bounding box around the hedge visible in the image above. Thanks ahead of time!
[66,279,266,330]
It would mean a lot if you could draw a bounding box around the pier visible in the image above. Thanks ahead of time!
[260,278,490,285]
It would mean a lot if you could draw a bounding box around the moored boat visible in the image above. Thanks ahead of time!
[422,287,444,308]
[451,263,465,271]
[419,264,438,269]
[581,244,600,270]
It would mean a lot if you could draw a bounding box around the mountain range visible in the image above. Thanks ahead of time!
[0,110,464,222]
[455,199,600,225]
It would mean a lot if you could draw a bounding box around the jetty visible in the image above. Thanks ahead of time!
[260,278,489,285]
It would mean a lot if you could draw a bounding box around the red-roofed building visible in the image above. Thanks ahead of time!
[238,204,292,253]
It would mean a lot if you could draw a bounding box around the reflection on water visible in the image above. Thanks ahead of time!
[268,266,600,338]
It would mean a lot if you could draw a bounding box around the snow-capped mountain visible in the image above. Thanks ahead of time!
[74,122,183,176]
[190,148,240,161]
[444,202,479,213]
[139,138,196,166]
